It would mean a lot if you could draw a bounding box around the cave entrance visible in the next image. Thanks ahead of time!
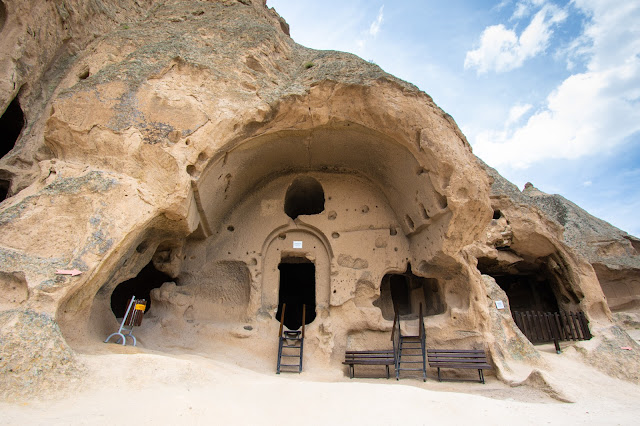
[494,274,559,312]
[477,254,579,313]
[110,261,171,318]
[1,95,25,159]
[375,265,445,320]
[275,257,317,330]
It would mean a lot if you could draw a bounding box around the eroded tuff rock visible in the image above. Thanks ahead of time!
[1,0,639,399]
[481,161,640,312]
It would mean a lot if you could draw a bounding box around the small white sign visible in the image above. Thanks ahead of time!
[495,300,505,310]
[293,241,303,249]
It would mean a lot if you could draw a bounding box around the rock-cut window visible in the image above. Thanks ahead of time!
[284,176,325,220]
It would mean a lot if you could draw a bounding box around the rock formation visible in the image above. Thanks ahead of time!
[1,0,638,399]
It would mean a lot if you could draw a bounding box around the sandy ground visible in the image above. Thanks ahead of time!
[2,334,640,426]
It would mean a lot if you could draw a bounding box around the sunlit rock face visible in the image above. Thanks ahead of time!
[1,0,638,397]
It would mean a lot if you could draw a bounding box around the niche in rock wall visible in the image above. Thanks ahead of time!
[0,179,9,201]
[0,95,25,159]
[110,261,172,318]
[284,176,325,220]
[374,265,445,320]
[478,253,579,312]
[0,2,6,33]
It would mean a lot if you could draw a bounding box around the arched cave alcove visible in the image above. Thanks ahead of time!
[375,264,445,320]
[284,176,325,220]
[0,95,25,159]
[110,261,172,318]
[477,254,579,313]
[276,256,317,330]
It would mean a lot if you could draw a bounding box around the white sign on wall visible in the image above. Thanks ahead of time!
[495,300,505,310]
[293,241,303,249]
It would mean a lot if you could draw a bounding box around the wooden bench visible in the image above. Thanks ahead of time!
[343,350,395,379]
[427,349,491,383]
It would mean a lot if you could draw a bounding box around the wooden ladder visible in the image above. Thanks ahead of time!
[392,303,426,381]
[276,303,306,374]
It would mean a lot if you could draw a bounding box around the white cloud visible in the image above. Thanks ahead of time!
[473,58,640,169]
[506,104,533,126]
[512,1,530,20]
[369,6,384,36]
[465,4,567,73]
[471,1,640,170]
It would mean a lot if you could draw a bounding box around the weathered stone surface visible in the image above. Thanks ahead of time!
[481,160,640,311]
[0,310,84,401]
[0,0,638,399]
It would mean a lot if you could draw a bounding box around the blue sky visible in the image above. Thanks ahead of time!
[267,0,640,237]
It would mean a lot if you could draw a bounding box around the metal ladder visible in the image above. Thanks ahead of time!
[392,303,426,381]
[276,303,306,374]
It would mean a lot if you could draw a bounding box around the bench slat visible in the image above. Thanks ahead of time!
[429,363,492,369]
[343,360,394,365]
[429,359,489,364]
[428,354,488,359]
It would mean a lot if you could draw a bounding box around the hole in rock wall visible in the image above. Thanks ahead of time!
[110,261,172,318]
[78,68,90,80]
[0,95,25,159]
[477,255,579,312]
[374,265,445,320]
[0,2,6,33]
[284,176,325,220]
[276,257,317,330]
[0,179,9,201]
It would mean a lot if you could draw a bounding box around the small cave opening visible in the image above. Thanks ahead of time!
[477,255,578,313]
[0,1,6,33]
[0,95,25,159]
[110,261,172,318]
[374,265,445,320]
[284,176,325,220]
[0,179,9,201]
[276,257,317,330]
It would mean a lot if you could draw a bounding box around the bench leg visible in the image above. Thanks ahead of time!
[350,365,354,379]
[437,367,442,382]
[386,365,389,379]
[478,369,485,384]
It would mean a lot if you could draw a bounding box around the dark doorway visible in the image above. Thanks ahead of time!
[494,275,560,312]
[276,257,316,330]
[110,261,171,318]
[477,255,569,312]
[0,179,9,201]
[375,264,445,320]
[1,95,25,159]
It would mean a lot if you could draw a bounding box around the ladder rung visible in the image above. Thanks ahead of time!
[279,364,301,367]
[281,354,301,357]
[282,345,301,348]
[398,368,424,371]
[399,361,424,364]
